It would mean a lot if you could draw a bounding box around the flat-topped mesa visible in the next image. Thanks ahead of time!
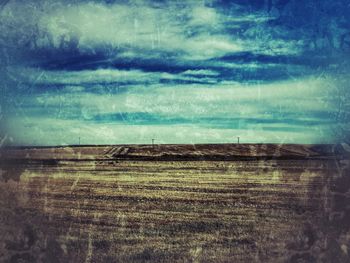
[108,144,348,161]
[2,144,346,162]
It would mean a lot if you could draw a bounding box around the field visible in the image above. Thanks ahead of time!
[0,144,349,262]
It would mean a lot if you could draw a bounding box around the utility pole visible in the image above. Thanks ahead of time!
[79,137,81,146]
[237,137,240,144]
[152,139,155,148]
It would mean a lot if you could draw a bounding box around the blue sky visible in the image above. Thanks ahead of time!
[0,0,349,145]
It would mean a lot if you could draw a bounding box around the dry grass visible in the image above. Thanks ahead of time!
[0,145,348,262]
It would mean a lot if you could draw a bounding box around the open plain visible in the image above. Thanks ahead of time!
[0,144,349,262]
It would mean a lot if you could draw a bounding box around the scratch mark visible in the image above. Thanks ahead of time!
[85,226,93,263]
[70,174,80,193]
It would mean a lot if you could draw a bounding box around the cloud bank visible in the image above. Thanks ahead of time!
[1,0,349,145]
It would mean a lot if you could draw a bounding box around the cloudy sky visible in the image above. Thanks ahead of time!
[0,0,349,145]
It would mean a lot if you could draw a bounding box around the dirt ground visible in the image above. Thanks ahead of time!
[0,145,349,262]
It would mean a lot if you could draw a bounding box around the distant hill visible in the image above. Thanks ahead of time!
[1,144,349,161]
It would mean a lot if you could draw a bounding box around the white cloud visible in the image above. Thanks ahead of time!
[20,75,338,120]
[0,0,305,63]
[15,67,221,87]
[190,6,218,26]
[6,116,332,146]
[39,2,241,59]
[19,68,160,85]
[5,73,341,145]
[182,69,219,76]
[35,1,301,60]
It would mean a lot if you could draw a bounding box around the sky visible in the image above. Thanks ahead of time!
[0,0,349,145]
